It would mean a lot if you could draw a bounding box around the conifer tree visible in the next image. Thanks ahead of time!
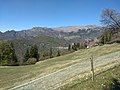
[72,43,77,51]
[1,42,17,65]
[68,44,71,51]
[10,42,17,63]
[76,43,80,49]
[0,53,1,60]
[50,47,53,58]
[24,49,30,62]
[29,44,39,61]
[57,49,60,56]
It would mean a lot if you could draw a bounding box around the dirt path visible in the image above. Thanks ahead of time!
[10,51,120,90]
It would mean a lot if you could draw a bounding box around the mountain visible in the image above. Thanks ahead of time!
[54,25,102,32]
[53,26,81,32]
[54,25,104,40]
[0,25,105,62]
[0,27,68,40]
[0,25,105,50]
[0,25,104,40]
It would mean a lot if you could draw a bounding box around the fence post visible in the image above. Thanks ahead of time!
[90,55,95,82]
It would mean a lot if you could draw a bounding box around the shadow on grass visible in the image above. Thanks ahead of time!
[103,78,120,90]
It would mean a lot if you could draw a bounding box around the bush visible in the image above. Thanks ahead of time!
[1,60,9,66]
[26,58,37,65]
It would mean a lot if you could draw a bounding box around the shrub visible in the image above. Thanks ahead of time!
[26,58,37,65]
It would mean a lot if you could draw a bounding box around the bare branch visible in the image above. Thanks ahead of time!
[101,9,120,28]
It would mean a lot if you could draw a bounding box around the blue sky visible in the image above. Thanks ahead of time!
[0,0,120,32]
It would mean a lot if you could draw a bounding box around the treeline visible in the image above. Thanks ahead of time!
[24,45,61,65]
[99,28,120,44]
[0,41,62,66]
[99,30,113,44]
[24,43,86,61]
[68,42,87,51]
[0,40,87,66]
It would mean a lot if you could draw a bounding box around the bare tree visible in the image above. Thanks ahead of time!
[101,9,120,29]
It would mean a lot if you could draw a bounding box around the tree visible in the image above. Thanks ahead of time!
[24,49,30,62]
[0,42,18,65]
[79,42,87,49]
[99,31,112,44]
[72,43,77,51]
[101,9,120,29]
[57,49,60,56]
[0,53,1,62]
[100,35,105,44]
[76,43,80,49]
[9,42,17,63]
[49,47,53,58]
[68,44,71,51]
[29,44,39,61]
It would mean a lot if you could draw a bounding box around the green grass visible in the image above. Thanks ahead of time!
[0,44,120,89]
[60,65,120,90]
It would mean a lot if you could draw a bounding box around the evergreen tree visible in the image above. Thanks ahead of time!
[57,50,60,56]
[50,47,53,58]
[72,43,77,51]
[29,44,39,61]
[100,31,112,44]
[100,36,105,44]
[0,53,2,64]
[10,42,17,63]
[68,44,71,51]
[1,42,18,65]
[76,43,80,49]
[24,49,30,62]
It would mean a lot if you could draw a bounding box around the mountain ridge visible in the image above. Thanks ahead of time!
[0,25,104,40]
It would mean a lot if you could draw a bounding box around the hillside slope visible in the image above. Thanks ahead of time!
[0,44,120,90]
[60,65,120,90]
